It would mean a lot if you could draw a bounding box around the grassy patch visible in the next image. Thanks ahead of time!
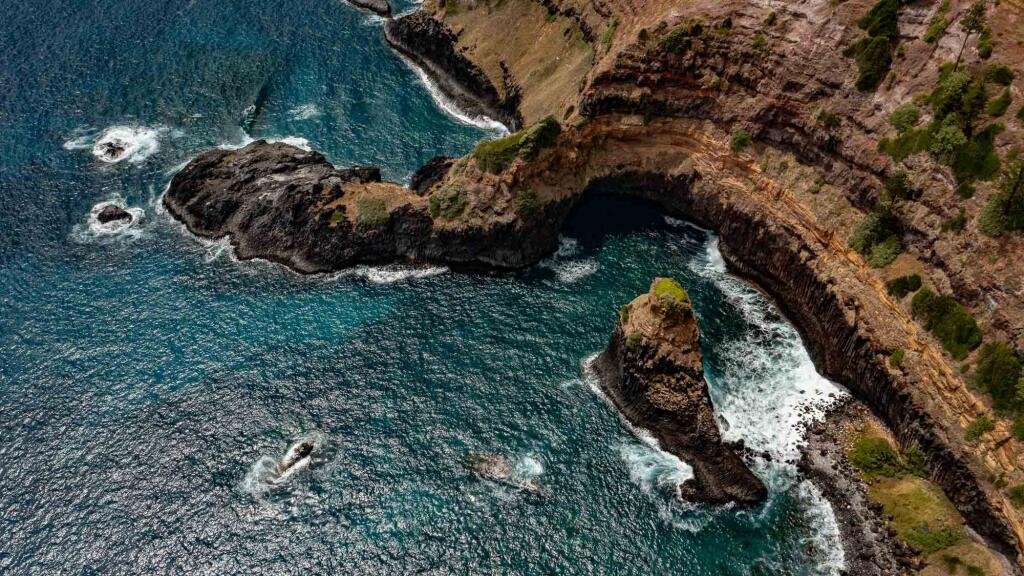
[986,89,1012,117]
[625,331,643,350]
[601,16,619,52]
[889,102,920,134]
[1010,485,1024,507]
[429,186,467,220]
[356,198,389,230]
[869,476,964,554]
[984,64,1015,86]
[472,117,561,173]
[911,287,982,360]
[923,0,950,43]
[653,277,690,307]
[850,435,905,480]
[886,274,921,298]
[328,208,344,225]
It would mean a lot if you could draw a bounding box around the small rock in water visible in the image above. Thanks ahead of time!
[96,139,128,162]
[97,205,132,224]
[468,452,514,482]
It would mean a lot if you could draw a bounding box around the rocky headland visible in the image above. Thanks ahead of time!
[593,277,767,505]
[166,0,1024,569]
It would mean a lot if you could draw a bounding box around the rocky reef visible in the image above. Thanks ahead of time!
[593,278,767,505]
[346,0,390,17]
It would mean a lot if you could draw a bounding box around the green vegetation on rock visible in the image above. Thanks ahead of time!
[849,209,902,268]
[850,435,905,479]
[942,209,967,232]
[923,0,950,43]
[911,287,981,360]
[986,89,1012,117]
[964,413,995,442]
[890,348,905,368]
[845,36,894,91]
[730,127,751,152]
[328,208,344,225]
[889,102,921,134]
[472,117,561,173]
[654,277,689,305]
[885,274,921,298]
[512,188,539,217]
[984,64,1015,86]
[429,186,468,220]
[979,153,1024,236]
[356,198,389,230]
[601,16,619,52]
[625,331,643,350]
[1010,485,1024,507]
[659,19,705,54]
[972,341,1023,410]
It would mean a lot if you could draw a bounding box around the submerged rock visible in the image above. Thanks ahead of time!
[593,278,767,505]
[466,452,541,492]
[96,204,132,224]
[95,139,129,162]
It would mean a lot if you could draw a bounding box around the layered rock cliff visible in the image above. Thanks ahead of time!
[593,278,767,505]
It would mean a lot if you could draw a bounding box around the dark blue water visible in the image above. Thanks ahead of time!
[1,1,847,574]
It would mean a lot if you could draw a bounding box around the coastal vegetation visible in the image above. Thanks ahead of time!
[356,198,389,229]
[429,185,467,220]
[471,117,561,173]
[911,287,982,360]
[885,274,921,298]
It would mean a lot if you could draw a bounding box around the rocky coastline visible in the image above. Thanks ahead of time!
[383,11,522,131]
[592,278,767,505]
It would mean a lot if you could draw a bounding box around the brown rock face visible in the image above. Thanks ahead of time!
[594,278,767,505]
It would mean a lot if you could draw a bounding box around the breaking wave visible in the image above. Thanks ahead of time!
[332,264,449,284]
[540,236,599,283]
[241,433,325,498]
[288,103,321,120]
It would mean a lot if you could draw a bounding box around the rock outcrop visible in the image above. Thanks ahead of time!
[346,0,390,17]
[96,205,131,224]
[383,11,522,130]
[593,278,767,505]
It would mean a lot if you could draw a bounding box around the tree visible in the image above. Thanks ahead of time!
[954,0,987,71]
[930,115,968,163]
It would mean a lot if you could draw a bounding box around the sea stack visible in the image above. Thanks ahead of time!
[594,278,767,505]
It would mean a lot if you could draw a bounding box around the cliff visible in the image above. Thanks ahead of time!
[593,278,768,505]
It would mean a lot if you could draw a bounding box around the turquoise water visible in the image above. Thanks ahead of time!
[1,1,847,574]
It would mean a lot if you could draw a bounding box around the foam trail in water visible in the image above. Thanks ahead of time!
[337,264,449,284]
[241,433,324,498]
[539,236,599,283]
[70,196,146,243]
[394,54,508,133]
[288,103,321,120]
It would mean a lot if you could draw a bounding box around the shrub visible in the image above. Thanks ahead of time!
[730,127,752,152]
[929,69,972,119]
[619,304,631,324]
[517,116,561,160]
[1013,418,1024,441]
[1011,485,1024,508]
[857,0,902,38]
[956,181,976,199]
[625,331,643,350]
[980,156,1024,235]
[972,341,1022,410]
[512,188,539,217]
[660,20,705,53]
[868,235,903,267]
[883,171,917,201]
[942,209,967,232]
[816,108,841,129]
[890,103,921,134]
[984,64,1015,86]
[849,436,904,479]
[886,274,922,298]
[765,11,777,26]
[987,89,1012,117]
[903,446,929,477]
[846,36,893,91]
[979,192,1009,236]
[1019,105,1024,123]
[911,287,982,360]
[952,123,1003,183]
[444,0,457,15]
[328,208,344,225]
[977,26,993,59]
[850,209,902,267]
[923,0,950,43]
[964,414,995,442]
[356,198,389,229]
[930,115,968,163]
[890,348,906,368]
[429,186,467,220]
[752,33,767,50]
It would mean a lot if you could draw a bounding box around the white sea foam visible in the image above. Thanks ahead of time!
[691,236,846,464]
[395,53,509,133]
[540,236,599,283]
[241,433,324,497]
[218,130,313,152]
[70,196,146,243]
[335,264,449,284]
[798,480,847,573]
[288,103,321,120]
[84,125,164,163]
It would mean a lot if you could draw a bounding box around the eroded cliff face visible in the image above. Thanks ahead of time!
[593,278,768,505]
